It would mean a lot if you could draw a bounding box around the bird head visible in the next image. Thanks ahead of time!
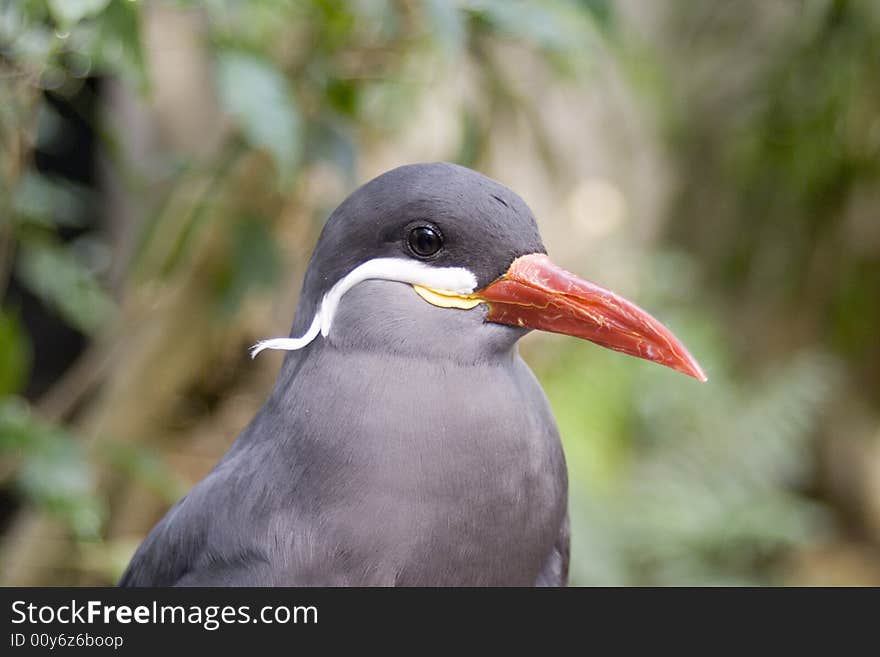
[253,162,706,382]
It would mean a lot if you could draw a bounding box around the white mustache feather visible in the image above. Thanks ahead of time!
[250,258,477,357]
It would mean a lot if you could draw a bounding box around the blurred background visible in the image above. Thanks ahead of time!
[1,0,879,586]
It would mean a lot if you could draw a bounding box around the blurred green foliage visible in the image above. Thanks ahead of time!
[1,0,876,585]
[538,257,838,584]
[17,242,114,334]
[0,310,29,395]
[664,0,880,390]
[0,396,104,538]
[215,51,301,184]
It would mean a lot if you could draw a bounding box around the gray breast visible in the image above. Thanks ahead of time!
[138,280,569,586]
[264,346,566,585]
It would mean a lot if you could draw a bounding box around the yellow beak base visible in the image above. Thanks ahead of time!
[412,285,482,310]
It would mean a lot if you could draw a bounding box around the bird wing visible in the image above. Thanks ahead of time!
[535,514,570,587]
[118,446,274,586]
[118,493,203,586]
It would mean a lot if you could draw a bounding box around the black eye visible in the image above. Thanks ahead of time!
[407,225,443,257]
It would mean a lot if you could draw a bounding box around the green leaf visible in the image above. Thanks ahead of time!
[468,0,573,52]
[12,172,89,228]
[95,0,147,91]
[306,119,357,183]
[4,24,55,65]
[0,398,105,539]
[423,0,465,53]
[0,310,31,395]
[16,242,114,335]
[0,396,36,451]
[48,0,111,26]
[325,77,360,117]
[17,432,105,539]
[213,217,282,316]
[466,0,600,68]
[216,52,302,183]
[577,0,614,30]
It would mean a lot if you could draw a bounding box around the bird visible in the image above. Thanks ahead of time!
[119,162,705,587]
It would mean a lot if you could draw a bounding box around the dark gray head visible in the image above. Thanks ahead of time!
[306,162,545,300]
[253,163,546,364]
[253,162,708,380]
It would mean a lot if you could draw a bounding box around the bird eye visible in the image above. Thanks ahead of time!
[407,225,443,257]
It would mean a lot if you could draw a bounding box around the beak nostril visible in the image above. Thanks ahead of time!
[490,194,510,208]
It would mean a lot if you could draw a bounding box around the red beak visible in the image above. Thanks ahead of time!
[474,253,707,381]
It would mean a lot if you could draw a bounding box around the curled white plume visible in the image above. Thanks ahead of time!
[251,257,477,357]
[250,314,321,358]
